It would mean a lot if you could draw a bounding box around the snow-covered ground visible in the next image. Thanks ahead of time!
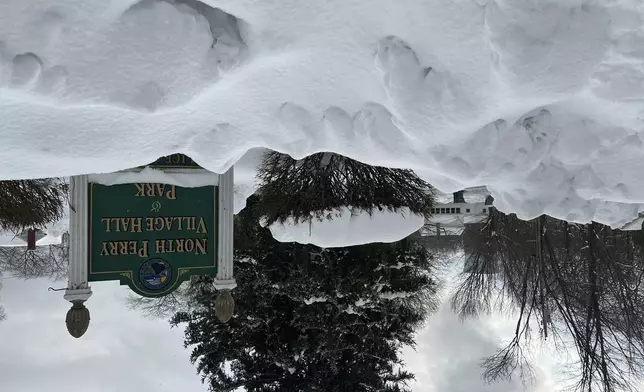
[0,211,69,247]
[2,0,644,231]
[0,230,59,247]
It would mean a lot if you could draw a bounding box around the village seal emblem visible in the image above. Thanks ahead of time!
[138,259,172,291]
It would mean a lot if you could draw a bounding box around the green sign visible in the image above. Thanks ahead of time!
[149,153,201,169]
[88,182,217,297]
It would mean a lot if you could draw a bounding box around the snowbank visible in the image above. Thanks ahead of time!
[2,0,644,230]
[266,207,425,248]
[0,211,69,247]
[232,148,266,213]
[88,167,219,188]
[0,231,62,247]
[90,150,263,214]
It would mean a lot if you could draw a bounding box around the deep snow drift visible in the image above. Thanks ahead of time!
[266,207,425,248]
[2,0,644,231]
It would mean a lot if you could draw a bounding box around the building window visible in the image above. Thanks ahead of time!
[456,208,461,213]
[482,208,487,213]
[440,208,445,214]
[466,208,470,213]
[451,208,455,213]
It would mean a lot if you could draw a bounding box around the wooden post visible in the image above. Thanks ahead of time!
[214,166,237,291]
[27,228,36,250]
[64,175,93,302]
[63,175,92,338]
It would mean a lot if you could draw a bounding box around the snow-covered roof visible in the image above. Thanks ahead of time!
[0,230,63,248]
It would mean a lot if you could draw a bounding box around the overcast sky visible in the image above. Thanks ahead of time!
[0,278,202,392]
[0,272,557,392]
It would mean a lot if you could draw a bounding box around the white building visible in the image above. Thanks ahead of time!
[420,191,493,236]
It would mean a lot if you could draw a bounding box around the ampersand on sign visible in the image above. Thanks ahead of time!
[151,201,162,212]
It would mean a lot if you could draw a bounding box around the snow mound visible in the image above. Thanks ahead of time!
[266,207,425,248]
[0,210,69,248]
[0,230,63,247]
[0,0,246,111]
[2,0,644,231]
[88,167,219,188]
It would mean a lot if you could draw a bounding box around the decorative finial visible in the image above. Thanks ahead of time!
[65,301,90,338]
[214,290,235,323]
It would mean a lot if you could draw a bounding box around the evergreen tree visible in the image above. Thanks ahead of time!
[171,196,439,391]
[0,178,67,232]
[256,151,435,226]
[0,178,67,324]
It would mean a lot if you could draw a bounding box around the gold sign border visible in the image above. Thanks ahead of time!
[87,183,218,296]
